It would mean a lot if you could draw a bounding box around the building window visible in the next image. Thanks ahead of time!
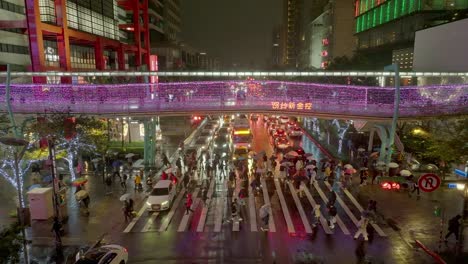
[0,43,29,54]
[0,0,25,14]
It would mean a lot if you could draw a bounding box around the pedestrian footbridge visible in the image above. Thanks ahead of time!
[1,81,467,119]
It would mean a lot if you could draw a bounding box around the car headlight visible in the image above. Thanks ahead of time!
[223,144,227,147]
[161,201,169,206]
[146,201,151,206]
[233,157,237,160]
[214,144,218,147]
[248,144,251,148]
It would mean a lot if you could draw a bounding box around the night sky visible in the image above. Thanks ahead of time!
[181,0,282,69]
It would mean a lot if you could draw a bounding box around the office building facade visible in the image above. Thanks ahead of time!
[354,0,468,69]
[0,0,151,82]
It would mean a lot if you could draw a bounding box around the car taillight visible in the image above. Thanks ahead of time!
[123,247,128,253]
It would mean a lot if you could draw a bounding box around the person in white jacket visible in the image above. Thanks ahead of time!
[354,216,370,241]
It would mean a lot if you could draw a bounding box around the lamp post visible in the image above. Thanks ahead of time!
[0,137,29,264]
[383,64,401,170]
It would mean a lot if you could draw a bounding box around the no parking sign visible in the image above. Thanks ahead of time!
[418,173,441,192]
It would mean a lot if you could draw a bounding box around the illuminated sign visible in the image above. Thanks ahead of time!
[271,102,312,110]
[234,130,251,135]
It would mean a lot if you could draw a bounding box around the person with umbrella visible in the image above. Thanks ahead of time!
[327,203,338,229]
[259,204,271,231]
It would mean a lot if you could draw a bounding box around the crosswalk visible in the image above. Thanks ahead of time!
[122,178,387,238]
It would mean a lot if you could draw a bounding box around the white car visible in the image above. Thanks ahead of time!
[146,180,176,211]
[279,116,289,124]
[288,126,303,137]
[75,244,128,264]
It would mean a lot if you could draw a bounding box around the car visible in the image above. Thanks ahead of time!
[275,137,290,151]
[199,130,212,139]
[213,135,231,156]
[268,124,278,135]
[146,180,177,211]
[266,117,277,127]
[272,128,286,139]
[207,119,220,129]
[75,244,128,264]
[203,124,216,133]
[286,121,297,130]
[216,127,231,138]
[192,136,210,150]
[288,126,303,137]
[232,146,249,162]
[279,116,289,124]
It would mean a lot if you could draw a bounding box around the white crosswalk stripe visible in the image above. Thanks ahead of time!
[260,178,276,232]
[340,185,387,237]
[141,212,159,232]
[197,179,216,232]
[123,201,148,233]
[302,183,333,234]
[248,187,258,232]
[287,182,312,233]
[158,187,186,232]
[309,182,350,235]
[274,179,295,233]
[178,188,200,232]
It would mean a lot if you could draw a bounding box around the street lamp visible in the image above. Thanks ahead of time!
[0,136,29,264]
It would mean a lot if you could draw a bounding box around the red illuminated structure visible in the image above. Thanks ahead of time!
[2,0,152,82]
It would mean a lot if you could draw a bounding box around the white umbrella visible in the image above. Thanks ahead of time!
[305,164,316,170]
[259,204,270,218]
[344,164,353,169]
[119,193,131,201]
[388,162,399,168]
[357,148,365,152]
[400,169,412,176]
[75,190,89,201]
[306,156,316,161]
[281,161,293,167]
[287,151,299,157]
[91,158,101,162]
[125,153,135,158]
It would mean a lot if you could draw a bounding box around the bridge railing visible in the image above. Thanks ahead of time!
[0,81,466,118]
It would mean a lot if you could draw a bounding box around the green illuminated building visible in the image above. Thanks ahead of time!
[354,0,467,68]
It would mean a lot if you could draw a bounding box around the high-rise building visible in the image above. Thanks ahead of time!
[301,0,356,69]
[148,0,181,43]
[354,0,468,69]
[271,25,284,68]
[283,0,303,68]
[0,0,151,81]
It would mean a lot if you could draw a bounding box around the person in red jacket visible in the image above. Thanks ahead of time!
[185,193,194,214]
[161,171,168,180]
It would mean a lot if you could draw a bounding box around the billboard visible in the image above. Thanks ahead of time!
[413,19,468,72]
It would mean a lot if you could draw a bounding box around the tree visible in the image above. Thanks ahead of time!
[28,112,106,181]
[0,222,22,263]
[399,118,468,166]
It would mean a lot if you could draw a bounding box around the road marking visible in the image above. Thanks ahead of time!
[308,182,350,235]
[274,180,295,234]
[341,186,387,237]
[319,182,359,227]
[287,182,312,233]
[123,200,148,233]
[260,178,276,232]
[158,187,186,232]
[248,187,258,232]
[302,183,333,234]
[214,180,227,232]
[178,188,200,232]
[197,178,216,232]
[141,212,159,232]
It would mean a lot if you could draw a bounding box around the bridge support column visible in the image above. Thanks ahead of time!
[374,124,389,164]
[367,128,375,152]
[143,118,157,173]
